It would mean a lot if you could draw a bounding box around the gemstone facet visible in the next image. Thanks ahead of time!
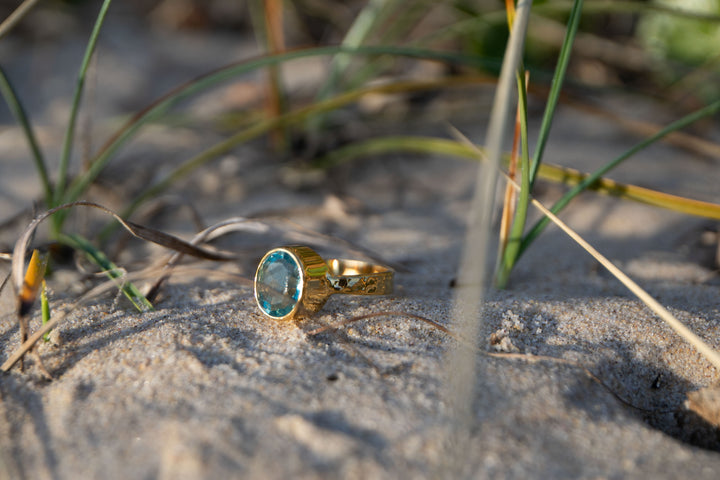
[254,250,303,318]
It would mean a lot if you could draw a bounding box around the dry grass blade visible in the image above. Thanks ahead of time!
[525,193,720,371]
[9,200,240,338]
[145,217,259,301]
[453,127,720,372]
[497,76,525,265]
[261,0,287,150]
[0,0,39,40]
[11,201,238,301]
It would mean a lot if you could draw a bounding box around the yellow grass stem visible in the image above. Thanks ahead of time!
[317,135,720,220]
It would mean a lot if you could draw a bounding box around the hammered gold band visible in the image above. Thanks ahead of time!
[254,246,394,320]
[326,258,393,295]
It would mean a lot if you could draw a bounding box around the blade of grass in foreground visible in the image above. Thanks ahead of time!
[442,0,533,474]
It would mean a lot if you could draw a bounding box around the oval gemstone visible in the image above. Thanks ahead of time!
[255,250,302,318]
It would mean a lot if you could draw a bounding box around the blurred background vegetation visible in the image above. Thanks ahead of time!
[3,0,720,110]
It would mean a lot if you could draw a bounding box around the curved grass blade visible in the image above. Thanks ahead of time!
[54,0,113,208]
[11,201,238,305]
[314,135,720,220]
[0,66,52,204]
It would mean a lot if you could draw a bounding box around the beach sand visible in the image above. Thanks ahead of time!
[1,7,719,478]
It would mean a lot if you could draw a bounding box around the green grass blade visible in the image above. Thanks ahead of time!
[0,65,53,204]
[54,0,113,207]
[315,135,720,220]
[58,233,154,312]
[41,279,51,342]
[496,70,531,288]
[529,0,583,187]
[519,98,720,257]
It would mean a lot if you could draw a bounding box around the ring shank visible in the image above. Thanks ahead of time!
[326,259,394,295]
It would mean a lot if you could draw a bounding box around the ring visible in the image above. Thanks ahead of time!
[254,245,394,320]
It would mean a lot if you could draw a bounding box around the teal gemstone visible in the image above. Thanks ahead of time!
[255,250,302,318]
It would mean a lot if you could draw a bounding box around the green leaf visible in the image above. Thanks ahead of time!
[58,233,154,313]
[54,0,113,208]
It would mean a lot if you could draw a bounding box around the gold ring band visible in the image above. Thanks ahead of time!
[254,246,394,320]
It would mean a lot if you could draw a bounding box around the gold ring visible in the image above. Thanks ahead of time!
[254,245,394,320]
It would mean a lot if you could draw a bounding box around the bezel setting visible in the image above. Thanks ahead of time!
[254,246,329,320]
